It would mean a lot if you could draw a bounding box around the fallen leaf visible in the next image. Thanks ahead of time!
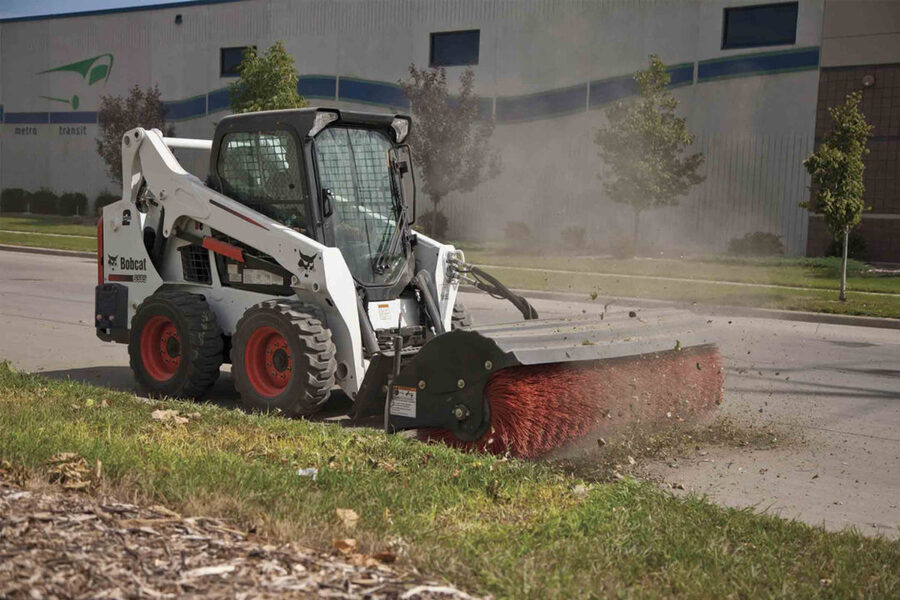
[336,508,359,530]
[333,538,357,554]
[372,551,396,563]
[151,409,188,424]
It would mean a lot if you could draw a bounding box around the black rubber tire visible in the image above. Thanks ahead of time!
[451,301,473,330]
[128,289,224,399]
[231,300,337,417]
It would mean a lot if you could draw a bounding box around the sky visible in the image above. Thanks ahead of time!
[0,0,191,20]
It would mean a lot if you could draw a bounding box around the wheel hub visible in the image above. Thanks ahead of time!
[272,348,289,372]
[244,326,292,398]
[140,315,181,382]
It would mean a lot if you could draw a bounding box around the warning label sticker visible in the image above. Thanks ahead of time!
[390,386,416,418]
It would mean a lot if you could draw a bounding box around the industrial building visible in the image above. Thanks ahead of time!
[1,0,898,260]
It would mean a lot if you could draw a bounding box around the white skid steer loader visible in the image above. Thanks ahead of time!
[96,108,721,456]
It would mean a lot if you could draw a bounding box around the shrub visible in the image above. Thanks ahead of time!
[28,189,60,215]
[95,191,121,217]
[0,188,29,212]
[826,229,868,261]
[412,209,449,239]
[561,226,587,251]
[59,192,88,216]
[728,232,784,257]
[610,238,636,259]
[504,221,533,251]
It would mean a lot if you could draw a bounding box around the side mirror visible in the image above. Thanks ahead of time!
[322,187,334,217]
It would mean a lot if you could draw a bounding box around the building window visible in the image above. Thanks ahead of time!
[430,30,480,67]
[722,2,798,50]
[220,46,254,77]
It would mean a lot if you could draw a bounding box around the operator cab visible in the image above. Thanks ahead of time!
[209,108,417,299]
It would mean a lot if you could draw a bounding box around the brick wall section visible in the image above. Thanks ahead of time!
[808,64,900,262]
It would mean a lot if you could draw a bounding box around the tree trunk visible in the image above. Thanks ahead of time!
[839,227,849,302]
[632,209,641,256]
[430,195,443,238]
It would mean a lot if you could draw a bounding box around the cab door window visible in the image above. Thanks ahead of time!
[216,130,308,231]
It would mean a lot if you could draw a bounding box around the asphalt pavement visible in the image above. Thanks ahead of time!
[1,249,898,538]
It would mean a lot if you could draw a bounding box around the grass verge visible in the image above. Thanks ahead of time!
[0,363,897,599]
[0,214,97,237]
[475,264,900,319]
[463,251,900,296]
[0,231,96,253]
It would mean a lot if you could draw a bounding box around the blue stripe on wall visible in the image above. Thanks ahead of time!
[299,76,337,100]
[50,111,97,124]
[4,112,50,124]
[163,95,207,120]
[497,83,586,123]
[698,47,819,82]
[0,48,819,127]
[668,63,694,87]
[589,74,638,109]
[207,88,231,113]
[338,78,409,109]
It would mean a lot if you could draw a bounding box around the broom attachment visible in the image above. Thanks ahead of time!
[420,344,724,459]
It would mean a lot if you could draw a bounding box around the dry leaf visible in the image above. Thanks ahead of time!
[333,538,357,554]
[336,508,359,529]
[372,551,396,563]
[151,409,188,424]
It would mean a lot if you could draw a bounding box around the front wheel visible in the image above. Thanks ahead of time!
[451,301,473,330]
[129,289,224,398]
[231,301,337,417]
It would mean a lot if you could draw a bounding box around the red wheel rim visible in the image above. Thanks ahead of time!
[244,326,292,398]
[140,315,181,382]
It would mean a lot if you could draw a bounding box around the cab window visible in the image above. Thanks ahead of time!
[216,130,308,230]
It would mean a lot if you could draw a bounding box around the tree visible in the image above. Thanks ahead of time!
[594,55,704,253]
[96,84,168,184]
[399,65,499,236]
[229,41,308,113]
[802,92,872,301]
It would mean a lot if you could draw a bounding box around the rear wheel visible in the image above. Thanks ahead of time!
[451,302,473,330]
[231,301,337,417]
[129,289,224,398]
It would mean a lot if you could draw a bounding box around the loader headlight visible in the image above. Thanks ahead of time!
[309,110,339,137]
[391,117,410,143]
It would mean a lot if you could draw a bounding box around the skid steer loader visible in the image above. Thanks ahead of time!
[96,108,722,457]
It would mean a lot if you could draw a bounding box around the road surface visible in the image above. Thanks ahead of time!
[1,249,898,538]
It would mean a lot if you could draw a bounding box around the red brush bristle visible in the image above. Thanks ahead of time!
[421,346,724,459]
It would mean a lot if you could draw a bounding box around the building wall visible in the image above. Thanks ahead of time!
[1,0,827,255]
[807,0,900,262]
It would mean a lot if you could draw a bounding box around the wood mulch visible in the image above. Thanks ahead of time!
[0,478,483,600]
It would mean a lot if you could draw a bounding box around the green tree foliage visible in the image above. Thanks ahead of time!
[594,55,704,252]
[229,42,308,113]
[802,91,872,301]
[399,65,499,237]
[96,85,169,184]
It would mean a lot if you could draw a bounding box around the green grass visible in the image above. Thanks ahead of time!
[1,363,897,599]
[463,251,900,295]
[0,214,96,237]
[0,231,97,253]
[477,265,900,318]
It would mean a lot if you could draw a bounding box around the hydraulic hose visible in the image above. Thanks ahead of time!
[414,270,447,335]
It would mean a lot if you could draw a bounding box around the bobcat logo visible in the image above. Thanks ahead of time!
[298,250,316,273]
[107,254,119,268]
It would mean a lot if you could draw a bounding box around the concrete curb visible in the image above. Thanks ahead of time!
[0,244,95,259]
[461,285,900,331]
